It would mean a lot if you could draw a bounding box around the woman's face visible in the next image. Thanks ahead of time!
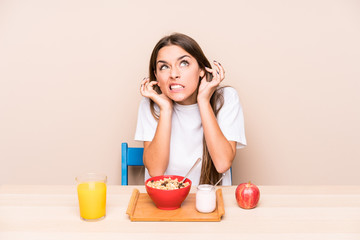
[154,45,204,105]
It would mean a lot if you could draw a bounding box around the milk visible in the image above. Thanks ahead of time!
[196,184,216,213]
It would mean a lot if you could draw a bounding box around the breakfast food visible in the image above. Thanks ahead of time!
[146,177,190,190]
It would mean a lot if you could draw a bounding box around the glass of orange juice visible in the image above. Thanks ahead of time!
[76,173,107,221]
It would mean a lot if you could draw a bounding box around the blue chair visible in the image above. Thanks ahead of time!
[121,142,144,185]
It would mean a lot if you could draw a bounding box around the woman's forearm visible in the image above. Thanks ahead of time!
[198,100,236,173]
[143,109,172,177]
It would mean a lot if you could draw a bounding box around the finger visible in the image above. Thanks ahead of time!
[140,77,149,91]
[205,66,214,73]
[211,62,221,82]
[140,79,145,92]
[213,61,222,74]
[141,77,149,85]
[213,61,225,80]
[205,66,219,76]
[147,80,158,89]
[140,81,149,95]
[141,78,156,93]
[214,60,225,73]
[142,81,159,96]
[218,62,225,74]
[140,83,146,95]
[213,61,220,72]
[206,66,221,84]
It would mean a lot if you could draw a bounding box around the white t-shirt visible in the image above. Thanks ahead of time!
[134,87,247,186]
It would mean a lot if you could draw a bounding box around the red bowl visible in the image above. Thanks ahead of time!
[145,175,192,210]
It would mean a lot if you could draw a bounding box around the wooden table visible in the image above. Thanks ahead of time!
[1,185,359,240]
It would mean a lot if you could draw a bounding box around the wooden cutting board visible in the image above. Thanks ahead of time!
[126,188,225,222]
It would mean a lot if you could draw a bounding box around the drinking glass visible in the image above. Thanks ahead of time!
[76,173,107,221]
[196,184,216,213]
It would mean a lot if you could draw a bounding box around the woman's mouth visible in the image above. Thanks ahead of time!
[170,84,184,90]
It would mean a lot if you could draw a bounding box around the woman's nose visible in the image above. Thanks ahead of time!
[170,67,180,79]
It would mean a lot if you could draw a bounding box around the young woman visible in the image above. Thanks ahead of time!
[135,33,246,186]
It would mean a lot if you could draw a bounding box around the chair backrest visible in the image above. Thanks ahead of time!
[121,142,144,185]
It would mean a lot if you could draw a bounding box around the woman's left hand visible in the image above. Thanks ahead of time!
[197,60,225,103]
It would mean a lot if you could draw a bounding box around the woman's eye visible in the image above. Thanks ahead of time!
[180,60,189,67]
[160,65,169,70]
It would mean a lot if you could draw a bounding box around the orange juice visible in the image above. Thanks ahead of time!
[77,181,106,220]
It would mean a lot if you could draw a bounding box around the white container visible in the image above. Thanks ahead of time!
[196,184,216,213]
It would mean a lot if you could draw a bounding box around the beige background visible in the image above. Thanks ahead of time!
[1,0,359,185]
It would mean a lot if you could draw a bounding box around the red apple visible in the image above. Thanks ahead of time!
[235,181,260,209]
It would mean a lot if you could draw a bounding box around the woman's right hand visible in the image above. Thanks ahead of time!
[141,78,173,177]
[140,77,173,111]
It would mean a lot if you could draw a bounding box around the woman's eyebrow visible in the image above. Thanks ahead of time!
[157,60,168,64]
[157,55,191,65]
[177,55,191,60]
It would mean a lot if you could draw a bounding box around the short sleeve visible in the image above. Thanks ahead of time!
[217,87,247,149]
[134,97,158,142]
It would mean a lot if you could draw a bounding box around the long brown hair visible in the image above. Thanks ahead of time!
[148,33,225,185]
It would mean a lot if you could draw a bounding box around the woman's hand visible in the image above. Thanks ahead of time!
[140,77,173,111]
[140,77,173,177]
[197,61,225,104]
[197,61,235,174]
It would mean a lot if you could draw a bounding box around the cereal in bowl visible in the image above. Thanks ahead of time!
[147,177,190,190]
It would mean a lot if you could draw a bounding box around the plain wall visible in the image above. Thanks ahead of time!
[1,0,359,185]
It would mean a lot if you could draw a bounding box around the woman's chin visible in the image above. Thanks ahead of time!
[165,92,197,105]
[173,97,197,105]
